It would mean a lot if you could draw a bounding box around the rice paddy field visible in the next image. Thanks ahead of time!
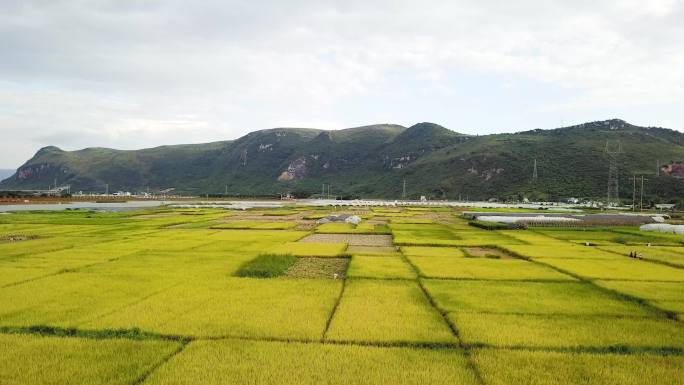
[0,205,682,384]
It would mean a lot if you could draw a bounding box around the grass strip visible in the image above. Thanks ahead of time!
[0,325,188,342]
[235,253,298,278]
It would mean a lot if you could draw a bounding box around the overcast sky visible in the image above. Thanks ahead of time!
[1,0,682,168]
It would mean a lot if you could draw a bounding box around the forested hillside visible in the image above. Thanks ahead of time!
[2,120,683,203]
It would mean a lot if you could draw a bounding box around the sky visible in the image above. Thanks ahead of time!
[1,0,683,169]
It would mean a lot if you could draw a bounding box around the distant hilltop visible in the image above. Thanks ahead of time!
[1,119,683,202]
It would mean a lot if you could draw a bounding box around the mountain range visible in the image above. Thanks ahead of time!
[1,119,683,202]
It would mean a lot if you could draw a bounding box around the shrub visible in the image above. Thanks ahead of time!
[235,254,297,278]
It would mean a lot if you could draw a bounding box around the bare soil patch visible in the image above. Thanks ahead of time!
[0,234,40,243]
[295,222,317,231]
[464,247,514,259]
[284,257,349,279]
[299,234,393,246]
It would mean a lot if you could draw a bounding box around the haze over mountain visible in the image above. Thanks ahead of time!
[0,170,14,181]
[1,119,683,202]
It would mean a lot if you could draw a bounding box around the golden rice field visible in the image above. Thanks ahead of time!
[0,205,682,385]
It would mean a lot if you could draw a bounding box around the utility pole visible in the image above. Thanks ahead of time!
[640,175,646,211]
[105,183,109,196]
[532,158,538,182]
[632,175,636,212]
[225,184,228,196]
[656,160,660,176]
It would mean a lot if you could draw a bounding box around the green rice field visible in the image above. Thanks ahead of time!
[0,205,682,384]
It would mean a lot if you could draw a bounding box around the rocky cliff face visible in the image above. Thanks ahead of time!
[278,156,307,181]
[662,162,684,178]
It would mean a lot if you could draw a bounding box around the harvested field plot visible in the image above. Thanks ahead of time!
[408,255,574,281]
[325,279,454,343]
[347,256,416,279]
[0,334,180,385]
[143,339,479,385]
[472,349,684,385]
[463,247,514,258]
[315,222,390,234]
[283,257,349,279]
[299,233,393,246]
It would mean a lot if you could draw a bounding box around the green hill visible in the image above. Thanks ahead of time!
[2,119,683,202]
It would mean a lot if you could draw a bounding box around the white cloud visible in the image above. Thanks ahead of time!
[0,0,682,167]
